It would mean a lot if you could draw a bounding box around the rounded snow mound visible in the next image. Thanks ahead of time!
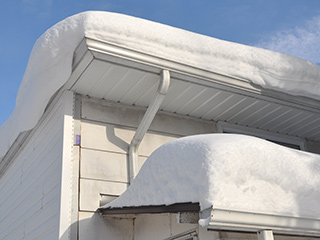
[106,134,320,218]
[1,11,320,160]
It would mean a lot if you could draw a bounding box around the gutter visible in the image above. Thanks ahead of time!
[128,69,170,184]
[202,208,320,238]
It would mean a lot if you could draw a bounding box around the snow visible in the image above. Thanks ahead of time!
[1,11,320,159]
[103,134,320,223]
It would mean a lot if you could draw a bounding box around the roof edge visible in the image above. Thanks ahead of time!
[98,202,200,216]
[71,37,320,114]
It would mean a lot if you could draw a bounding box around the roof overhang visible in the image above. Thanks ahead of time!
[62,37,320,142]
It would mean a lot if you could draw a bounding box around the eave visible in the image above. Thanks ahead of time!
[63,37,320,142]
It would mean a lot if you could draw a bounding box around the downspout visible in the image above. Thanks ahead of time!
[128,69,170,184]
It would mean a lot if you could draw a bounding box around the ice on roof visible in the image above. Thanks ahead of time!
[102,134,320,223]
[1,11,320,159]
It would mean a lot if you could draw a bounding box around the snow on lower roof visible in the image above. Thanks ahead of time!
[1,11,320,160]
[103,134,320,222]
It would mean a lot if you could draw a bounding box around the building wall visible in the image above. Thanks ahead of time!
[0,91,74,240]
[77,96,320,240]
[77,96,217,240]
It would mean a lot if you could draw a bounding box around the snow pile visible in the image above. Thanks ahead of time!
[103,134,320,221]
[1,11,320,159]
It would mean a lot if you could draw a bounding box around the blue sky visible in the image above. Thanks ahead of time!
[1,0,320,127]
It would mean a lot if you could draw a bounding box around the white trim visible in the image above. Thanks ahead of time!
[202,208,320,237]
[217,121,306,150]
[58,91,75,240]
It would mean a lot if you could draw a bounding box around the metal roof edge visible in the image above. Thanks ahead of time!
[98,202,200,216]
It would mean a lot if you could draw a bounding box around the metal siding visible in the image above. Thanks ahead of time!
[72,60,111,96]
[294,119,320,138]
[86,64,116,98]
[175,88,212,115]
[173,85,209,115]
[160,80,191,111]
[121,74,158,104]
[206,95,254,121]
[280,113,315,134]
[267,109,304,132]
[0,95,67,240]
[248,106,284,128]
[184,90,223,117]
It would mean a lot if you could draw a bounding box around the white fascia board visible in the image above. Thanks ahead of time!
[202,208,320,237]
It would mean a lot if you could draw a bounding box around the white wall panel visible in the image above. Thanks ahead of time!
[0,91,74,240]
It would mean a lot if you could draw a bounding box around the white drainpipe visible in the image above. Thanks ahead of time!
[128,69,170,184]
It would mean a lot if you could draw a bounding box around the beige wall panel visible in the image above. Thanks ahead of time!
[81,121,131,154]
[81,120,177,157]
[79,178,127,211]
[82,97,144,128]
[150,111,217,137]
[138,132,177,156]
[82,97,217,136]
[78,212,133,240]
[81,149,128,182]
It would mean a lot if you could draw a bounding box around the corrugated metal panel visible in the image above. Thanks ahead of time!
[0,94,67,240]
[71,58,320,142]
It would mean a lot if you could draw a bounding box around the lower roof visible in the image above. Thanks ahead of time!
[98,202,200,215]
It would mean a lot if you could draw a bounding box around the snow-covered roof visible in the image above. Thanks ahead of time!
[102,134,320,223]
[1,11,320,160]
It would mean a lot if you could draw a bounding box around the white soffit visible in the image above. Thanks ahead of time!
[67,38,320,142]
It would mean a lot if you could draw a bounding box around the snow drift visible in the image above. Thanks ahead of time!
[103,134,320,221]
[1,11,320,159]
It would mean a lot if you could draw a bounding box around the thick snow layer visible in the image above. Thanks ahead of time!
[1,11,320,159]
[104,134,320,221]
